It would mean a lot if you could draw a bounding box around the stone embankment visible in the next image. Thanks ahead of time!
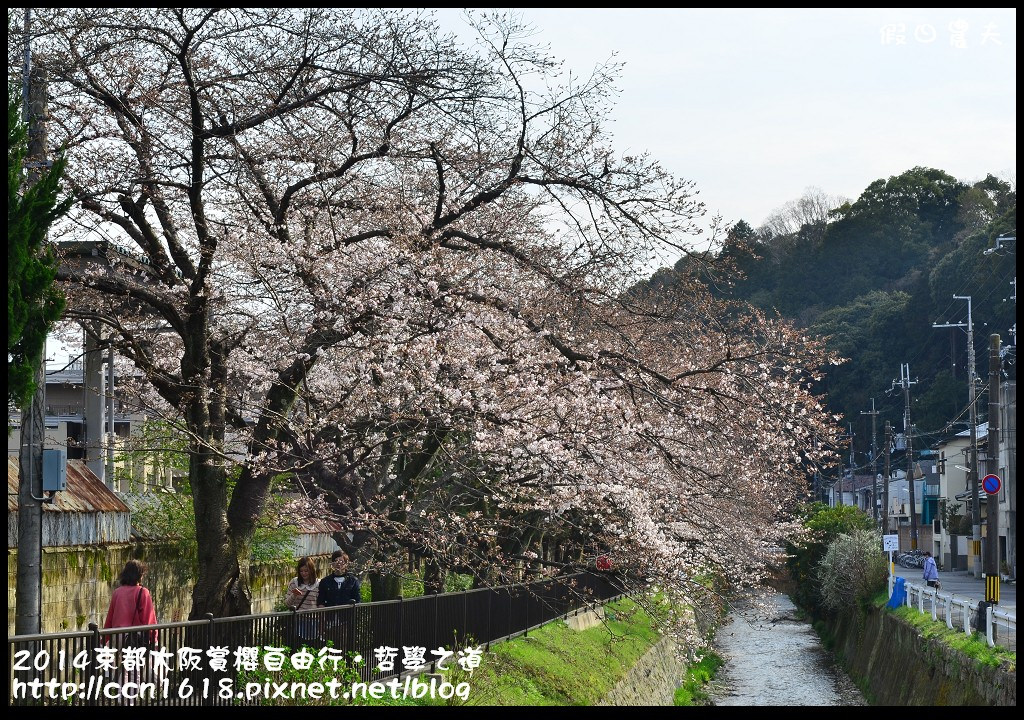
[825,606,1016,706]
[598,636,687,706]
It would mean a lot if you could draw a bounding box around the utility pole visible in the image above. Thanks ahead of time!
[849,423,856,510]
[986,334,1001,603]
[862,399,880,526]
[833,426,854,507]
[812,434,822,503]
[933,296,982,577]
[15,7,44,636]
[884,421,892,533]
[836,463,842,507]
[892,364,919,549]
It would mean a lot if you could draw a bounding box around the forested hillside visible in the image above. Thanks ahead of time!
[665,167,1016,459]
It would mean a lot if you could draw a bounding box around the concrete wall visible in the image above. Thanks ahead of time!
[825,604,1015,705]
[897,524,933,554]
[8,544,328,634]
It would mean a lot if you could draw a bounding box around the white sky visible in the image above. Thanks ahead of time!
[437,8,1016,251]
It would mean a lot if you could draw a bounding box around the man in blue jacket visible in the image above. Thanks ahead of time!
[318,550,361,606]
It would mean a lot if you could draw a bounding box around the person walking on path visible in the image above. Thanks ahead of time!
[922,551,940,589]
[317,551,361,650]
[104,559,158,641]
[317,551,361,607]
[285,556,320,647]
[103,559,159,695]
[286,556,320,611]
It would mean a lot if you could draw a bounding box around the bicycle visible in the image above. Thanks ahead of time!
[896,550,926,569]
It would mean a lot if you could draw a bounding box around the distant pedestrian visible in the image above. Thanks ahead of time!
[922,551,940,589]
[317,550,361,607]
[104,559,158,644]
[103,559,159,696]
[285,556,320,647]
[317,551,361,649]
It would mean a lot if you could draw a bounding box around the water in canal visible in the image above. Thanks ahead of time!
[707,593,866,706]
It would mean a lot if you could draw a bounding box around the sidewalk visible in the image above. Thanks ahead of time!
[893,567,1016,615]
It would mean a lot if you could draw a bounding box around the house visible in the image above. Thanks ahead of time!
[7,353,171,494]
[934,407,1015,578]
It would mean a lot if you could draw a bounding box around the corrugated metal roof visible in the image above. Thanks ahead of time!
[7,456,131,513]
[298,516,343,534]
[956,422,988,438]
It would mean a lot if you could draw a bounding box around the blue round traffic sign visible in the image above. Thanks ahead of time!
[982,474,1001,494]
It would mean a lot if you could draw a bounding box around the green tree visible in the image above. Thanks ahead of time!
[7,93,71,408]
[785,502,875,615]
[811,290,913,425]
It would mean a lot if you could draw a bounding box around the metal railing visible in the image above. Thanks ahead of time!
[889,576,1016,652]
[8,570,622,706]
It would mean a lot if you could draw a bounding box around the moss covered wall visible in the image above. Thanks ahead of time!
[824,606,1015,705]
[8,545,320,634]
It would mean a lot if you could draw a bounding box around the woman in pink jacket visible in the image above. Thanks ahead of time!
[104,559,158,646]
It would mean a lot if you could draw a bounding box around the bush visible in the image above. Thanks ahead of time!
[785,503,875,614]
[816,529,888,612]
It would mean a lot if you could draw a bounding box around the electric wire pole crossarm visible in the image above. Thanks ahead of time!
[932,295,983,577]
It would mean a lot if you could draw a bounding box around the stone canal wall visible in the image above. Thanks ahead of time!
[599,636,687,706]
[599,601,715,705]
[825,605,1015,706]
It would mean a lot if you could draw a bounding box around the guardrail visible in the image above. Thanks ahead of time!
[889,576,1016,652]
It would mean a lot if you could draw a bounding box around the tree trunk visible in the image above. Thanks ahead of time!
[423,557,446,595]
[369,571,402,601]
[186,430,253,618]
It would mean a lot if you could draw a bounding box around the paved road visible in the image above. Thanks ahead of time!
[893,567,1016,614]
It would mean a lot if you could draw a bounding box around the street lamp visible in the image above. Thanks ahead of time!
[983,233,1015,256]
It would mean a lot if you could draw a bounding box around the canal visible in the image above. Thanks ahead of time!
[708,593,866,706]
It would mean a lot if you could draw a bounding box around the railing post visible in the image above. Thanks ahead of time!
[945,595,953,629]
[88,622,101,707]
[963,599,970,635]
[348,603,356,660]
[986,605,995,647]
[486,588,492,652]
[525,587,529,637]
[202,613,214,707]
[397,596,404,654]
[930,588,937,621]
[433,593,439,657]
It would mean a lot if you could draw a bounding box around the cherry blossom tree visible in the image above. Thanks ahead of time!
[17,8,840,618]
